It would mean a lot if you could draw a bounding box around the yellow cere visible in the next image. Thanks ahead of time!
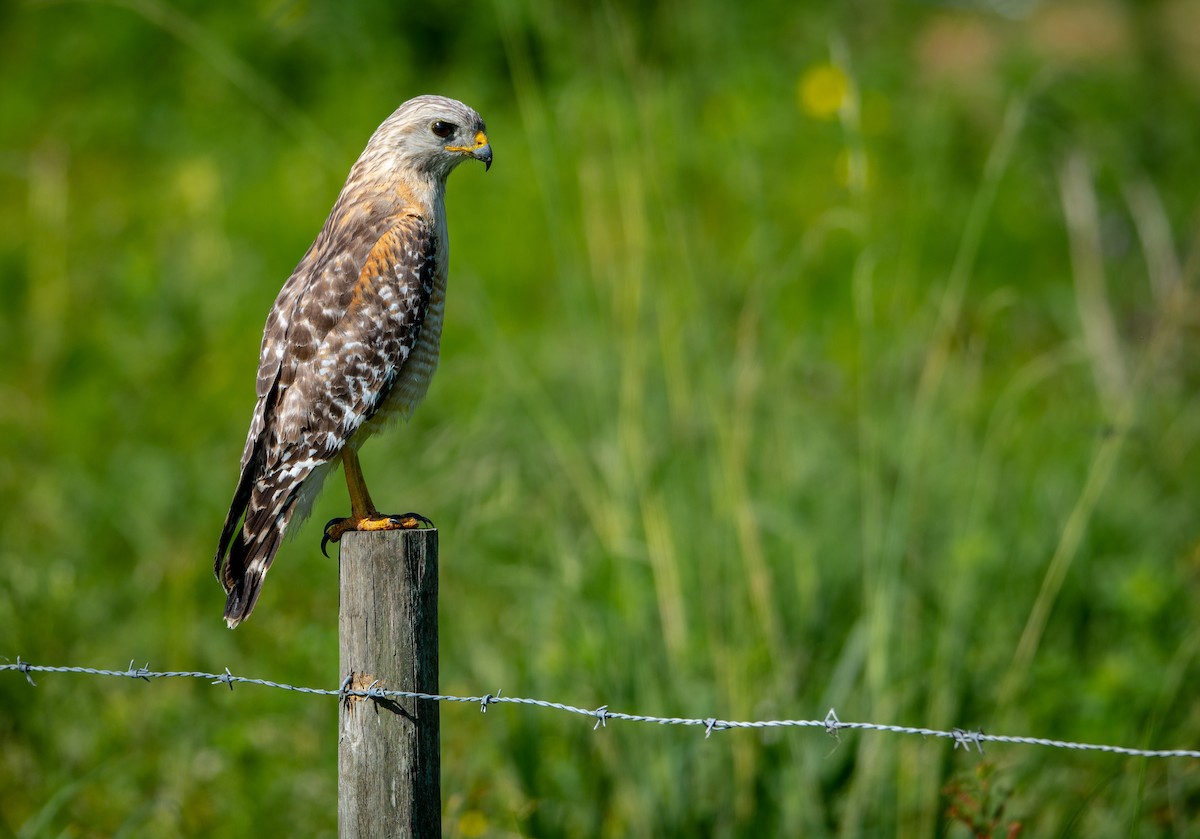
[446,132,489,154]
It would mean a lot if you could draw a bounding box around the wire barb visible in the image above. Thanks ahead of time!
[480,689,501,713]
[15,656,35,686]
[212,668,236,691]
[952,728,986,754]
[824,708,842,739]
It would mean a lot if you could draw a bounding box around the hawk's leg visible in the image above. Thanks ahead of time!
[321,447,433,556]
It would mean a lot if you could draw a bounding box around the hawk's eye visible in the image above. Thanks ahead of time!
[431,120,456,139]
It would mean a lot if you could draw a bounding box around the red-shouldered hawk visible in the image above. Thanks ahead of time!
[214,95,491,627]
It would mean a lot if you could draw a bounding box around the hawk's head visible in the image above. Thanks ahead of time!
[372,95,492,181]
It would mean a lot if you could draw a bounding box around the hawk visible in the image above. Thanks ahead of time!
[214,95,492,627]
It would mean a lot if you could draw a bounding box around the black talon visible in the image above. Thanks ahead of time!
[321,517,342,558]
[391,512,434,528]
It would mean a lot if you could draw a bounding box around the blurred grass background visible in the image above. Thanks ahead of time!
[2,0,1199,836]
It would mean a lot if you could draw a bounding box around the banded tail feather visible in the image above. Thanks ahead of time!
[215,465,310,627]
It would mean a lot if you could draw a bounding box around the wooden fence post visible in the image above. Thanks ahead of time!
[338,528,440,838]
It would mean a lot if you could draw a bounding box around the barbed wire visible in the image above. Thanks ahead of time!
[3,658,1198,759]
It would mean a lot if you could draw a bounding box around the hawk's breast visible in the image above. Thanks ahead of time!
[355,248,447,442]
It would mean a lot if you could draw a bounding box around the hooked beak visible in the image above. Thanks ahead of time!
[473,142,493,171]
[448,130,492,171]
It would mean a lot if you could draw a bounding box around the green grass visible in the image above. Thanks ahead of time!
[2,1,1199,836]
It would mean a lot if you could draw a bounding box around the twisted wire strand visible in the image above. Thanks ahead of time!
[4,659,1197,759]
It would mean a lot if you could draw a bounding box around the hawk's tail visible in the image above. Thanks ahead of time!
[215,472,302,628]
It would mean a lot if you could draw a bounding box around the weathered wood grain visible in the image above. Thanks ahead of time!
[338,528,439,838]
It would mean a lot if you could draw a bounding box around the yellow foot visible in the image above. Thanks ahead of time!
[321,512,434,556]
